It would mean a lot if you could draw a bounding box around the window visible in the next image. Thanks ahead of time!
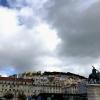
[9,89,11,91]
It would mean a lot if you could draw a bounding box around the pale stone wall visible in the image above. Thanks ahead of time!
[87,84,100,100]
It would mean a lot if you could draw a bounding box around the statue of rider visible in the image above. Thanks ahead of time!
[92,66,96,76]
[88,66,99,84]
[92,66,99,79]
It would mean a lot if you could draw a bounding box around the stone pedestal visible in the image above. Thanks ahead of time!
[87,84,100,100]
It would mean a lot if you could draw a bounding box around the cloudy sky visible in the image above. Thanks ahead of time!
[0,0,100,76]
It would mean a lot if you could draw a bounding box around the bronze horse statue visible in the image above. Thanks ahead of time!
[88,72,100,84]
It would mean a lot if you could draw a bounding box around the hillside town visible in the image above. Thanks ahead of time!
[0,71,87,100]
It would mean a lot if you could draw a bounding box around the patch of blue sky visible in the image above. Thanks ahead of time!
[0,67,16,76]
[0,0,10,8]
[0,0,28,10]
[7,0,29,9]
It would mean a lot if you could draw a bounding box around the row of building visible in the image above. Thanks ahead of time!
[0,72,87,99]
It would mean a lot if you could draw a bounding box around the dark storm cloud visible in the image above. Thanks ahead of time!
[45,0,100,63]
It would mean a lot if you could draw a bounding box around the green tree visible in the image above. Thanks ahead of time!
[3,92,14,100]
[18,92,27,100]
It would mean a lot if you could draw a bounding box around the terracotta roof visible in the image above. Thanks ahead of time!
[0,77,32,82]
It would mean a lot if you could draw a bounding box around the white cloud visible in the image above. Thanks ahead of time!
[0,1,62,75]
[0,0,99,76]
[35,21,61,51]
[0,7,19,39]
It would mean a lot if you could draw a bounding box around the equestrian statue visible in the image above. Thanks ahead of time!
[88,66,100,84]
